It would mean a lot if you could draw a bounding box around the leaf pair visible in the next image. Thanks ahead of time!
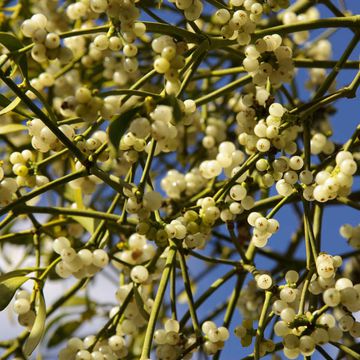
[0,270,46,356]
[0,269,30,311]
[108,94,182,151]
[0,32,28,78]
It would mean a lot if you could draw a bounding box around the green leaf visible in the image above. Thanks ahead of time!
[0,93,28,117]
[48,320,82,347]
[0,274,28,311]
[23,291,46,356]
[108,104,143,151]
[69,215,95,234]
[133,286,150,321]
[0,32,28,78]
[0,94,11,108]
[168,95,182,123]
[62,296,88,307]
[0,97,22,116]
[0,269,32,281]
[0,123,26,134]
[44,312,71,337]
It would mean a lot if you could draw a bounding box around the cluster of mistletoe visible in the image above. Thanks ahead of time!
[0,0,359,359]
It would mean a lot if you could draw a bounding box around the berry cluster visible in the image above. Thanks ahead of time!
[152,35,187,95]
[200,141,246,179]
[27,118,75,153]
[154,319,196,360]
[237,98,300,155]
[161,168,207,199]
[247,212,280,248]
[53,237,109,279]
[213,2,264,45]
[237,280,264,320]
[311,150,357,202]
[112,233,156,270]
[243,34,294,86]
[235,319,275,356]
[10,150,45,188]
[0,174,18,207]
[201,321,230,355]
[202,117,227,150]
[77,130,109,162]
[59,333,128,360]
[340,223,360,249]
[13,290,36,330]
[22,14,72,64]
[169,0,203,21]
[282,8,320,45]
[269,259,360,359]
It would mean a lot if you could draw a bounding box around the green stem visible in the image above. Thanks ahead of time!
[254,291,273,360]
[313,204,323,252]
[330,342,360,360]
[170,261,177,320]
[179,268,237,327]
[186,249,238,266]
[302,201,318,263]
[13,205,122,222]
[227,222,248,263]
[195,75,252,106]
[298,269,314,314]
[255,15,360,38]
[214,153,260,202]
[98,89,162,99]
[178,247,202,336]
[178,41,209,96]
[314,32,360,99]
[140,245,177,360]
[266,192,297,219]
[0,169,86,217]
[87,193,121,246]
[138,138,157,192]
[303,120,311,170]
[212,15,360,48]
[0,69,86,163]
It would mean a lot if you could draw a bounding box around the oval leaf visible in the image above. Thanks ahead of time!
[0,98,22,116]
[0,269,32,281]
[23,291,46,356]
[108,104,143,151]
[133,286,150,321]
[48,320,81,347]
[0,275,28,311]
[0,123,26,134]
[69,215,95,234]
[63,296,88,307]
[0,94,29,117]
[0,32,28,78]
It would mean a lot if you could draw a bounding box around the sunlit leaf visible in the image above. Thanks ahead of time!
[0,97,22,116]
[23,291,46,356]
[0,274,28,311]
[68,215,95,234]
[108,104,143,151]
[0,123,26,133]
[63,296,88,307]
[0,32,28,78]
[133,286,150,321]
[48,320,81,347]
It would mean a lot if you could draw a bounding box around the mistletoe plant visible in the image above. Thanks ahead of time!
[0,0,359,359]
